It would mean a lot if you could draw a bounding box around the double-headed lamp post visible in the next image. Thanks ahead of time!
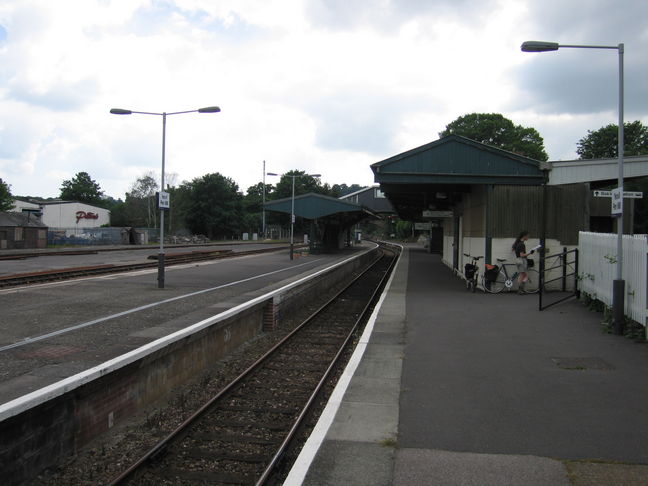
[266,172,321,260]
[521,40,625,334]
[110,106,221,289]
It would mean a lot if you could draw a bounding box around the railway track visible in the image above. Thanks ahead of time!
[0,246,301,289]
[106,245,399,486]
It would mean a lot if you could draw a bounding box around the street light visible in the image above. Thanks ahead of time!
[110,105,221,288]
[266,171,321,260]
[521,40,625,334]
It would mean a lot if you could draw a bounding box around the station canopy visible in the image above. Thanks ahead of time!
[264,192,378,224]
[371,134,548,220]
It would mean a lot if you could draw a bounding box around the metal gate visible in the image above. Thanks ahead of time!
[539,247,579,311]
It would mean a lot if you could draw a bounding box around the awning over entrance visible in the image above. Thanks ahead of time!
[371,135,547,220]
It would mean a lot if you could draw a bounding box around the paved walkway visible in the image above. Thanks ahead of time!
[291,245,648,485]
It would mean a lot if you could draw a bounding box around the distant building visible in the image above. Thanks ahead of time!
[11,200,110,228]
[339,186,395,214]
[0,212,48,249]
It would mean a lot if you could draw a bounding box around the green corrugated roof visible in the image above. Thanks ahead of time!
[371,135,546,186]
[264,192,374,219]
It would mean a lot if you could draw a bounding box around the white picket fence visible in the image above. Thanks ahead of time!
[578,231,648,326]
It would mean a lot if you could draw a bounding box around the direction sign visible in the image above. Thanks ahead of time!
[593,190,643,199]
[611,187,623,216]
[422,210,453,218]
[158,191,170,210]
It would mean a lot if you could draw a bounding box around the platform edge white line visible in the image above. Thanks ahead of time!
[283,243,403,486]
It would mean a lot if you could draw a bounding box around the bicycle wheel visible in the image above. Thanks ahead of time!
[522,269,540,294]
[482,270,507,293]
[471,276,477,293]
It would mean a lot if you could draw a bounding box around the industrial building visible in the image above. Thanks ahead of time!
[11,199,110,229]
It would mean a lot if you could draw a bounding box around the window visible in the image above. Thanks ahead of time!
[374,188,386,199]
[14,227,23,241]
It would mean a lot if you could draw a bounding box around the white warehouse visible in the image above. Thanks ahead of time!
[12,200,110,228]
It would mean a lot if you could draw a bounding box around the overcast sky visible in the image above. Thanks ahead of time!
[1,0,647,199]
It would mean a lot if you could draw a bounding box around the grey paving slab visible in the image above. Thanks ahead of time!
[326,401,399,443]
[366,331,405,345]
[361,343,404,360]
[343,376,401,405]
[353,357,403,380]
[303,440,394,486]
[393,448,570,486]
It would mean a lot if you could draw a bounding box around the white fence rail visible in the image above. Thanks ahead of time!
[578,232,647,326]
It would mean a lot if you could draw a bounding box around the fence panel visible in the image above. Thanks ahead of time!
[578,231,647,326]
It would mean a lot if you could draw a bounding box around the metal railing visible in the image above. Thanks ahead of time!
[539,247,579,311]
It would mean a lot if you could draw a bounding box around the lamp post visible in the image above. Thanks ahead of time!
[266,172,321,260]
[110,106,221,289]
[262,161,267,239]
[521,40,625,334]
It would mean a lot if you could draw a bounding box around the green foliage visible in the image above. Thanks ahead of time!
[174,173,243,239]
[60,172,104,204]
[0,178,13,211]
[271,171,325,200]
[439,113,549,161]
[577,121,648,159]
[121,173,159,227]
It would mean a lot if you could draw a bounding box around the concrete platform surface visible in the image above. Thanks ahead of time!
[0,241,285,276]
[292,245,648,486]
[0,245,367,405]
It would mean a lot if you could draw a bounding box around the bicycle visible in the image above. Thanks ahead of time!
[482,257,540,294]
[463,253,483,293]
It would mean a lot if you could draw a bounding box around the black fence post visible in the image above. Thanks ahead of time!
[562,246,567,292]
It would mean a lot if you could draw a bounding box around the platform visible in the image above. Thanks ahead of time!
[0,245,367,406]
[0,241,283,277]
[288,245,648,485]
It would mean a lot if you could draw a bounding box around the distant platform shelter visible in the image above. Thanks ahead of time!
[264,193,378,252]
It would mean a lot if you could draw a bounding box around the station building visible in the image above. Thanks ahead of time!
[371,135,647,274]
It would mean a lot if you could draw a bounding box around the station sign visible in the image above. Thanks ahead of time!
[611,187,623,216]
[157,191,170,210]
[593,190,643,199]
[422,210,453,218]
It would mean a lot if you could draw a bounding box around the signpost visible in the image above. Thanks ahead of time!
[158,191,170,210]
[593,189,642,218]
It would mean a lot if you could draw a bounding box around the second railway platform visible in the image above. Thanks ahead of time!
[0,243,371,406]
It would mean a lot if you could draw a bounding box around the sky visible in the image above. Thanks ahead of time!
[1,0,647,200]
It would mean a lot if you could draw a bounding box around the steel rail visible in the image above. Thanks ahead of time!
[255,246,398,485]
[106,246,394,486]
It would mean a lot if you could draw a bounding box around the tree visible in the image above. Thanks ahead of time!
[272,171,325,200]
[127,172,159,228]
[174,173,243,239]
[576,121,648,159]
[0,178,13,211]
[60,172,104,204]
[439,113,549,161]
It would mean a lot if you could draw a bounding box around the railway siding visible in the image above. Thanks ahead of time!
[0,245,378,486]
